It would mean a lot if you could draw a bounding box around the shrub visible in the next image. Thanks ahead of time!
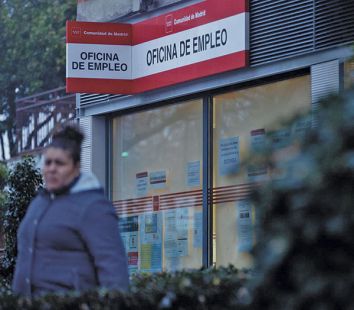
[0,157,42,287]
[0,162,8,229]
[249,89,354,309]
[0,266,251,309]
[0,163,8,290]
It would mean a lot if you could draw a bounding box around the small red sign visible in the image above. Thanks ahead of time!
[128,252,138,266]
[153,196,160,212]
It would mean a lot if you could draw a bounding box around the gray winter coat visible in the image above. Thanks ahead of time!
[12,172,129,297]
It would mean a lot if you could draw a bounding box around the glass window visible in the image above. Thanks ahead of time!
[212,75,311,268]
[0,229,3,250]
[0,213,3,250]
[112,99,203,274]
[344,59,354,90]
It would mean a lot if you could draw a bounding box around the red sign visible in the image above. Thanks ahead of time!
[128,252,138,266]
[153,196,160,212]
[66,0,249,94]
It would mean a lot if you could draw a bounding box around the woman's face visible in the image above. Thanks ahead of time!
[42,147,80,192]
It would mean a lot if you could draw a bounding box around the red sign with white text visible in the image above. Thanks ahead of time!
[66,0,249,94]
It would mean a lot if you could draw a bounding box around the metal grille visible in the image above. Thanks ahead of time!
[250,0,315,65]
[79,116,92,172]
[314,0,354,49]
[311,60,340,127]
[80,93,124,106]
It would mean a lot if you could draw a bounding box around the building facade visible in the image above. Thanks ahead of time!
[74,0,354,274]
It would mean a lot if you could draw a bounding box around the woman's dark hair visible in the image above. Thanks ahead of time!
[48,124,84,164]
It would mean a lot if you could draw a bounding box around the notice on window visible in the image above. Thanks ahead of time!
[176,208,189,256]
[291,116,311,139]
[140,212,162,272]
[271,128,291,150]
[140,243,162,272]
[165,255,180,272]
[150,170,167,189]
[250,128,266,153]
[270,128,292,181]
[247,129,268,181]
[193,210,203,248]
[140,212,162,244]
[219,136,240,176]
[187,160,201,187]
[119,216,139,274]
[136,171,148,197]
[236,200,253,253]
[164,239,178,258]
[164,210,178,258]
[163,208,189,258]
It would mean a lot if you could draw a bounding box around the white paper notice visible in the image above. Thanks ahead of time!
[164,210,178,258]
[270,128,292,181]
[193,210,202,248]
[291,116,311,139]
[150,170,167,189]
[219,136,240,176]
[136,171,148,197]
[236,200,253,253]
[250,129,266,153]
[176,208,189,256]
[165,255,180,272]
[118,216,139,274]
[140,213,162,272]
[271,128,291,150]
[248,129,268,181]
[187,161,200,187]
[164,208,189,257]
[140,212,162,244]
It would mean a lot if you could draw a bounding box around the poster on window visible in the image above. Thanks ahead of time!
[236,200,253,253]
[119,215,139,274]
[164,208,189,258]
[163,210,181,270]
[140,243,162,272]
[165,255,180,272]
[193,210,203,248]
[291,116,311,140]
[136,171,148,197]
[247,129,268,181]
[140,212,162,272]
[187,160,201,187]
[270,128,292,181]
[271,128,291,150]
[219,136,240,176]
[176,208,189,256]
[140,212,162,244]
[150,170,167,189]
[164,209,178,258]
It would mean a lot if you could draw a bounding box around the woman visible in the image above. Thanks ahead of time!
[12,125,129,297]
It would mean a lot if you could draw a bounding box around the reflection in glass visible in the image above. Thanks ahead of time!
[213,75,311,268]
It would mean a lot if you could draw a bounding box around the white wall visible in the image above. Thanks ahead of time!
[77,0,140,22]
[77,0,189,22]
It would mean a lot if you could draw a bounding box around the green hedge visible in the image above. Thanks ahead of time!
[250,89,354,309]
[0,266,252,309]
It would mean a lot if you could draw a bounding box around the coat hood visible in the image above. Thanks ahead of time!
[70,172,102,194]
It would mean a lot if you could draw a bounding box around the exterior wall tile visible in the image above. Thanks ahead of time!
[77,0,140,22]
